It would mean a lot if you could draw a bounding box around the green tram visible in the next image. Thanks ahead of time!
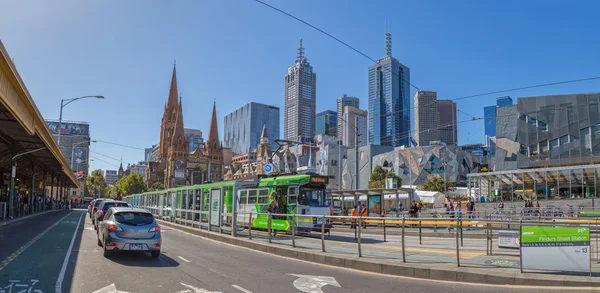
[124,174,332,233]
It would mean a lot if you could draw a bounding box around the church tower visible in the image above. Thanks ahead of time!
[158,64,188,187]
[256,124,272,175]
[204,101,224,181]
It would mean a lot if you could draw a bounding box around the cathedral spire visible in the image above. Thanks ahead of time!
[207,101,219,144]
[260,123,268,144]
[167,63,178,110]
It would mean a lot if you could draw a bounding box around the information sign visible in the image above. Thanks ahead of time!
[521,226,590,273]
[498,230,520,249]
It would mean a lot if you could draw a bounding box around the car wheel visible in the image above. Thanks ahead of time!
[151,251,160,258]
[103,238,112,258]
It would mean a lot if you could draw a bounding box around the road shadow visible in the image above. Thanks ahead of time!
[107,251,181,267]
[304,233,385,244]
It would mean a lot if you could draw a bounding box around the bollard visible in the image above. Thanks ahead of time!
[419,220,422,245]
[401,216,406,262]
[486,222,489,255]
[460,220,464,247]
[321,216,326,252]
[232,211,237,237]
[292,214,296,248]
[383,219,387,242]
[456,218,460,267]
[519,219,523,273]
[489,222,493,256]
[357,217,362,257]
[268,214,272,243]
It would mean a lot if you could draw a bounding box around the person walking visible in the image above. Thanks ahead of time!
[267,200,278,237]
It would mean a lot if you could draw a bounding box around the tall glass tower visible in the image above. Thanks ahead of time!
[368,32,411,147]
[284,39,317,143]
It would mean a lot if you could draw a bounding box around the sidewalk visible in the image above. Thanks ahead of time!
[158,219,600,288]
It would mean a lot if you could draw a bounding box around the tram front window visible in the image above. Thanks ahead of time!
[298,188,329,207]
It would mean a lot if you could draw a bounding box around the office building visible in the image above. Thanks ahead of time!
[149,143,160,162]
[284,39,317,143]
[437,100,457,146]
[45,120,91,175]
[337,94,360,141]
[130,163,148,182]
[484,96,513,146]
[342,106,368,148]
[316,110,337,137]
[105,170,118,185]
[144,146,154,162]
[368,31,411,148]
[414,91,439,146]
[224,102,280,155]
[184,128,203,152]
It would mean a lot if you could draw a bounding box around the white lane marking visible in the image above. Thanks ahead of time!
[289,274,340,293]
[178,256,191,263]
[55,212,84,293]
[178,282,221,293]
[231,285,253,293]
[92,283,131,293]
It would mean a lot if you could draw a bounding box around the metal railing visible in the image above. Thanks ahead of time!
[142,205,600,276]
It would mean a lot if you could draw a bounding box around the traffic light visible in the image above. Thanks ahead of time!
[91,177,95,184]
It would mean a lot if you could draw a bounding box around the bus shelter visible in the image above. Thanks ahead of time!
[332,188,415,217]
[467,164,600,204]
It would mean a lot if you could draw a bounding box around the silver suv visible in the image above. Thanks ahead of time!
[97,207,161,258]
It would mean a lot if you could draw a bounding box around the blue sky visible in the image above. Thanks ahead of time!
[1,0,599,172]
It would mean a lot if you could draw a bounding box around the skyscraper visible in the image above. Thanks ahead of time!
[342,106,368,148]
[368,31,411,148]
[224,102,280,155]
[414,91,439,146]
[336,94,360,141]
[315,110,337,137]
[284,39,317,143]
[437,100,457,146]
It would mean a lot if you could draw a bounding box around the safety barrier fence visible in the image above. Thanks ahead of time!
[143,205,600,276]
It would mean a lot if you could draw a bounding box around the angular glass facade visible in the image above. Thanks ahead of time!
[224,102,280,155]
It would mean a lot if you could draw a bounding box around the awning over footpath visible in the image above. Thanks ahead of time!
[0,40,79,188]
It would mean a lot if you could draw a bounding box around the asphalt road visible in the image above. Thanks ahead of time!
[1,210,598,293]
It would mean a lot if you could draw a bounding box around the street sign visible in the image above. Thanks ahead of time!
[264,163,273,174]
[11,166,16,178]
[521,226,590,273]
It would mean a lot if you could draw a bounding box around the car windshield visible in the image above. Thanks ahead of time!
[94,201,103,208]
[102,202,129,211]
[298,188,329,207]
[114,212,154,226]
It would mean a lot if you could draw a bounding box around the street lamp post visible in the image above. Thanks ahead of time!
[57,96,104,146]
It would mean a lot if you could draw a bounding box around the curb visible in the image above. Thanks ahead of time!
[0,210,62,227]
[157,219,600,288]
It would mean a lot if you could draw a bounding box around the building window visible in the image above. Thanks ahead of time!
[519,144,528,156]
[331,160,337,166]
[530,144,538,156]
[538,120,547,131]
[581,127,591,151]
[540,140,549,153]
[550,138,559,150]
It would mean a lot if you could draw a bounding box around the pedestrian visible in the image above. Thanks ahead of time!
[360,203,367,229]
[350,205,358,229]
[467,198,475,219]
[267,200,278,237]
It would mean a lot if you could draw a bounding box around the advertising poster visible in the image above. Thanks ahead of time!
[71,147,88,172]
[209,189,221,227]
[45,121,90,136]
[521,226,590,273]
[367,195,381,216]
[174,160,185,178]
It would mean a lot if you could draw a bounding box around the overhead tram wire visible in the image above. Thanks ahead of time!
[252,0,600,119]
[90,156,120,169]
[93,139,145,150]
[90,150,122,162]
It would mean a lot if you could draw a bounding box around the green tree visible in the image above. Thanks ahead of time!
[149,182,165,191]
[418,177,456,193]
[86,169,109,198]
[116,173,147,196]
[368,165,402,188]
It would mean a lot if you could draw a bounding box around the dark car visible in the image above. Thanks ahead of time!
[97,207,161,258]
[90,199,107,224]
[94,200,130,230]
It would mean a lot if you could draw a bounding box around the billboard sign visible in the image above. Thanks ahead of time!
[174,160,185,178]
[521,226,590,273]
[45,121,90,136]
[71,147,89,172]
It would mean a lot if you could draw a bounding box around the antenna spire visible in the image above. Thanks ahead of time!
[385,27,392,57]
[297,38,305,62]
